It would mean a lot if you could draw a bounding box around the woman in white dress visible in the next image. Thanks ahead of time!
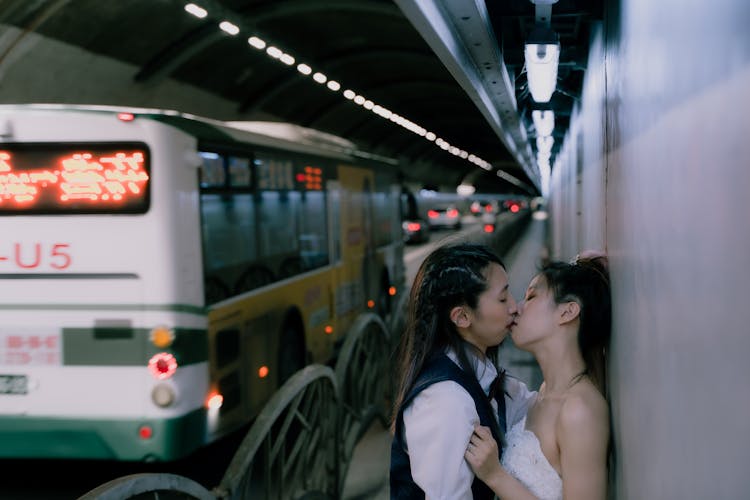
[464,254,611,500]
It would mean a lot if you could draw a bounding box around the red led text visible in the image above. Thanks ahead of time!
[0,151,149,206]
[0,243,72,270]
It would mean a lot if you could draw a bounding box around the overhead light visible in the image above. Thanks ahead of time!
[457,183,476,196]
[185,4,208,19]
[536,135,554,153]
[525,25,560,103]
[532,110,555,137]
[247,36,266,50]
[219,21,239,36]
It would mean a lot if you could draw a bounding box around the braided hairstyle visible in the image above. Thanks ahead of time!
[391,243,506,429]
[538,254,611,397]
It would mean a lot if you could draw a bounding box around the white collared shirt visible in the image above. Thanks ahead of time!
[402,349,536,499]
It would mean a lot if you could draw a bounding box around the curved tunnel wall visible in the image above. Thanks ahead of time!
[549,1,750,497]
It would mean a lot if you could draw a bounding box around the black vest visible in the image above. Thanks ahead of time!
[390,353,506,499]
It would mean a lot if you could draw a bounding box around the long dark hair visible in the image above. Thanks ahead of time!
[539,255,611,396]
[390,243,506,429]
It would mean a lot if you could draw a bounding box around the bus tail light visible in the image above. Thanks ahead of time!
[150,326,175,348]
[367,299,375,309]
[151,383,175,407]
[138,425,153,440]
[206,391,223,410]
[258,366,269,378]
[324,325,333,335]
[148,352,177,380]
[389,286,397,296]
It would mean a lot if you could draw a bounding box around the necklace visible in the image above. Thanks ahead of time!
[538,370,587,402]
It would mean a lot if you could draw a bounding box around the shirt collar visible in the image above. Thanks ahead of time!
[445,345,498,395]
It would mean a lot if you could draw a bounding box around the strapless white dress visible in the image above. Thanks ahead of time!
[501,417,563,500]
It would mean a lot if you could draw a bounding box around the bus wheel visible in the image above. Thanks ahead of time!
[278,320,306,386]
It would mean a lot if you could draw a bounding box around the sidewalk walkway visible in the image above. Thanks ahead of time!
[341,218,548,499]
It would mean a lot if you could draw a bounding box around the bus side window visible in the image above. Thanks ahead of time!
[298,190,328,270]
[327,182,341,264]
[199,151,260,304]
[199,152,225,188]
[228,156,251,187]
[201,191,259,302]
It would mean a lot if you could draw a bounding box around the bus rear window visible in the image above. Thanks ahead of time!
[0,142,150,214]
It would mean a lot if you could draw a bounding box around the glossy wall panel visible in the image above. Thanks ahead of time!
[549,0,750,497]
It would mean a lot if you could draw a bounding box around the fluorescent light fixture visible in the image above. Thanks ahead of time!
[524,25,560,103]
[343,89,355,99]
[297,63,312,75]
[185,4,208,18]
[326,81,341,91]
[532,110,555,136]
[457,184,476,196]
[280,54,295,66]
[219,21,239,36]
[266,46,282,59]
[537,135,554,153]
[247,36,266,49]
[353,95,365,105]
[312,72,327,84]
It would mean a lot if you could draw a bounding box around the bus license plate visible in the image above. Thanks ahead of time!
[0,375,27,395]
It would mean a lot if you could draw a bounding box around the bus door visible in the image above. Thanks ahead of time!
[331,166,375,341]
[326,179,345,346]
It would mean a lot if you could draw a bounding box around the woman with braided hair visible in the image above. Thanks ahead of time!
[390,242,535,499]
[464,254,612,500]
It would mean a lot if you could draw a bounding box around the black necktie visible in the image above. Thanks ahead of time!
[488,374,507,435]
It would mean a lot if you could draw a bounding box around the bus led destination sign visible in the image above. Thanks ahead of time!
[0,143,150,214]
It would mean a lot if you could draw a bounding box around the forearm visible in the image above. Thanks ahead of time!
[484,468,539,500]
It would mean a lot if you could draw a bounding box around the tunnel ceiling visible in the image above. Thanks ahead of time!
[0,0,599,196]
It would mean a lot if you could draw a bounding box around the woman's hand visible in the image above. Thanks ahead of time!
[464,425,504,483]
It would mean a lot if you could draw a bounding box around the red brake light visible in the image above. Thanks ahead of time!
[407,222,421,231]
[510,204,520,213]
[117,112,135,122]
[138,425,153,440]
[148,352,178,380]
[485,205,492,212]
[428,210,439,218]
[447,209,459,218]
[483,224,494,233]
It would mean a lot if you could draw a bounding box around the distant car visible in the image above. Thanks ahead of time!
[402,218,430,244]
[470,200,497,216]
[501,199,527,213]
[427,205,462,230]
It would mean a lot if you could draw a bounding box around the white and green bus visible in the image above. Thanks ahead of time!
[0,104,404,461]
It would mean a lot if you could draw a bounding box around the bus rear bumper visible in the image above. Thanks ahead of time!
[0,408,207,461]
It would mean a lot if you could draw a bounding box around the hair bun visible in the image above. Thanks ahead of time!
[575,251,609,283]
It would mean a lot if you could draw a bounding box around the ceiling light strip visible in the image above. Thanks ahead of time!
[181,1,503,178]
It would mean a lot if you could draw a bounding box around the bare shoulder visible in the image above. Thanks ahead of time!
[556,381,609,435]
